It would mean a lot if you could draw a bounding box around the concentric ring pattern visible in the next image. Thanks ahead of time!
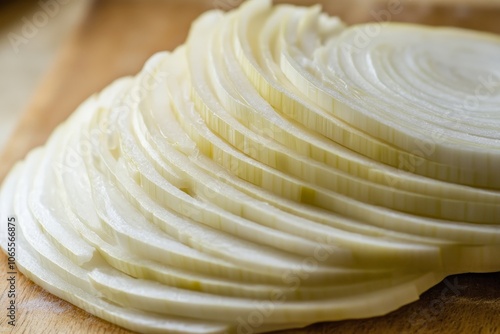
[1,0,499,333]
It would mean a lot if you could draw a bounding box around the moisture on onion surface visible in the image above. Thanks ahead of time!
[1,0,499,333]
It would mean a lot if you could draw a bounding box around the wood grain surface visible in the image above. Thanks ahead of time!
[1,0,499,333]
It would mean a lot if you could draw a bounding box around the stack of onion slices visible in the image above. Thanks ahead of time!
[1,0,499,333]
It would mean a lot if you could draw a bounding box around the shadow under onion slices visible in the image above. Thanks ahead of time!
[1,0,500,333]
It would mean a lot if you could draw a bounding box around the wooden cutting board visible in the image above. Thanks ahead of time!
[1,0,499,333]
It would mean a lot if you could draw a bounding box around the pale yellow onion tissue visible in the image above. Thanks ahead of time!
[1,0,500,333]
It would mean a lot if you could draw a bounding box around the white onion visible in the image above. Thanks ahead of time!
[1,0,499,333]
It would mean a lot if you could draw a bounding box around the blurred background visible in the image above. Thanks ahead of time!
[0,0,500,179]
[0,1,499,333]
[0,0,89,151]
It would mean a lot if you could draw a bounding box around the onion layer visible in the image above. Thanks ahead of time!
[1,0,499,333]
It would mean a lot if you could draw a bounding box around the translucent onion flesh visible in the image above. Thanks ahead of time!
[1,0,499,333]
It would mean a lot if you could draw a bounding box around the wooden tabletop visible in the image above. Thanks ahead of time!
[1,0,499,333]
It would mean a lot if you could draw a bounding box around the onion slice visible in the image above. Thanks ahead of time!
[1,0,499,333]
